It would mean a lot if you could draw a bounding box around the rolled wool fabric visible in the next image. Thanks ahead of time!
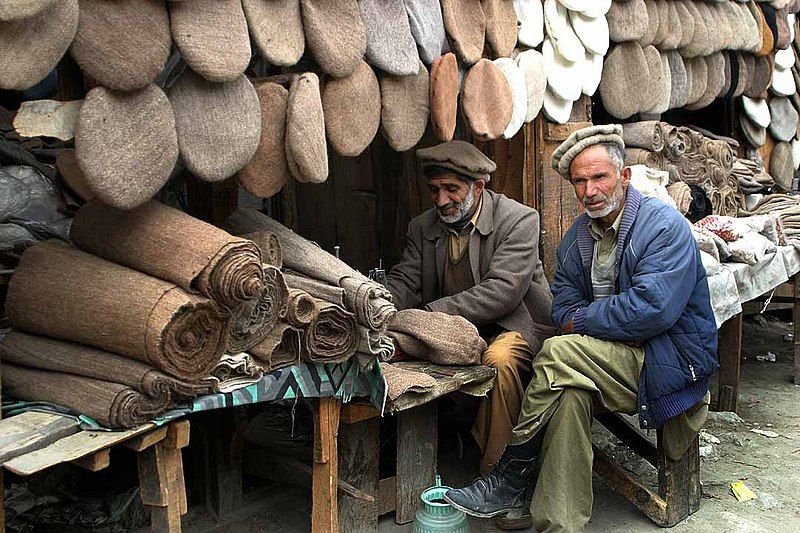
[360,0,420,76]
[243,0,304,67]
[240,230,283,268]
[56,149,95,202]
[247,322,302,370]
[226,265,290,354]
[440,0,486,65]
[286,72,329,183]
[69,0,170,91]
[302,300,359,364]
[300,0,366,77]
[429,52,459,141]
[6,241,230,381]
[75,84,178,210]
[70,200,264,311]
[483,0,518,58]
[380,60,430,152]
[286,289,319,327]
[461,58,513,141]
[322,60,381,157]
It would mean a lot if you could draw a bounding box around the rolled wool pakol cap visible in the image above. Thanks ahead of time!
[441,0,486,66]
[639,44,665,112]
[543,37,582,102]
[483,0,518,58]
[515,49,546,122]
[739,112,767,147]
[659,1,683,50]
[285,73,328,183]
[686,52,725,110]
[761,2,780,45]
[75,84,178,210]
[543,0,584,63]
[551,123,624,177]
[755,3,776,56]
[666,50,689,109]
[723,2,746,51]
[380,60,429,151]
[775,6,792,49]
[416,140,496,181]
[243,0,305,67]
[514,0,544,48]
[772,64,796,95]
[599,41,647,119]
[322,60,381,157]
[743,54,767,97]
[771,141,794,191]
[169,0,251,83]
[712,3,734,51]
[360,0,420,76]
[404,0,448,64]
[652,0,669,47]
[694,2,719,55]
[0,0,78,90]
[69,0,170,92]
[569,9,610,56]
[237,82,290,199]
[582,51,604,97]
[461,58,513,141]
[769,96,799,141]
[566,0,611,18]
[637,0,659,47]
[542,87,573,124]
[643,50,672,114]
[740,2,763,52]
[0,0,55,21]
[300,0,366,77]
[170,70,261,182]
[429,52,459,141]
[775,46,795,68]
[493,58,527,139]
[742,95,771,128]
[730,52,749,98]
[606,0,648,43]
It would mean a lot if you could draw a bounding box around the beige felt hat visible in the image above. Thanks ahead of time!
[322,60,381,157]
[599,42,647,119]
[361,0,420,75]
[300,0,366,77]
[441,0,486,66]
[542,87,573,124]
[0,0,56,21]
[285,73,328,183]
[429,52,459,141]
[380,61,429,151]
[516,49,546,122]
[606,0,648,43]
[461,59,513,141]
[417,140,496,181]
[543,0,585,62]
[483,0,518,58]
[514,0,544,48]
[243,0,305,67]
[570,9,610,56]
[543,37,583,102]
[494,58,527,139]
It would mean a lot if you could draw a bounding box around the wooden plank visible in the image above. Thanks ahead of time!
[204,408,245,518]
[794,274,800,385]
[138,442,183,532]
[395,403,437,524]
[70,448,110,472]
[657,431,700,527]
[595,413,657,466]
[312,397,342,533]
[0,411,80,464]
[378,477,397,516]
[341,403,380,425]
[125,426,168,452]
[717,313,743,413]
[386,362,495,413]
[165,420,191,450]
[338,418,380,532]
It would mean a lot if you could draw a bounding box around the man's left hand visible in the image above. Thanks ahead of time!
[558,320,574,335]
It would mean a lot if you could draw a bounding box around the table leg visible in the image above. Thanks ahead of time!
[138,421,190,533]
[395,403,437,524]
[312,397,341,533]
[793,275,800,385]
[338,417,379,532]
[204,408,246,519]
[717,313,743,412]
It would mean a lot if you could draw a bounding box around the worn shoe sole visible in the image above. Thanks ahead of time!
[442,493,522,519]
[494,508,533,530]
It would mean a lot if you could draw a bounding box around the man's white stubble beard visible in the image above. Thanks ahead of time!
[584,180,625,219]
[438,182,476,224]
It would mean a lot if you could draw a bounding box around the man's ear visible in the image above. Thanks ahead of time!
[620,166,632,186]
[473,179,486,195]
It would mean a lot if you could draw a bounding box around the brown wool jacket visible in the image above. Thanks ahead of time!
[386,190,554,353]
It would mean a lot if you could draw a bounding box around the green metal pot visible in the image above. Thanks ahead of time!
[412,476,470,533]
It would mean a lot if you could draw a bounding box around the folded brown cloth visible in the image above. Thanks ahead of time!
[357,327,395,361]
[71,200,263,311]
[0,331,214,403]
[302,300,359,364]
[241,231,283,268]
[248,322,302,371]
[227,266,290,354]
[381,361,437,400]
[211,353,264,392]
[387,309,487,365]
[286,289,319,327]
[6,241,230,381]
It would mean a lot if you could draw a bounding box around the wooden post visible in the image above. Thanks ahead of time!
[395,403,437,524]
[793,274,800,385]
[204,408,246,518]
[312,397,342,533]
[657,432,701,527]
[338,418,380,532]
[717,313,743,412]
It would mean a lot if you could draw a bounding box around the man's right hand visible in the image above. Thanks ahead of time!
[558,320,574,335]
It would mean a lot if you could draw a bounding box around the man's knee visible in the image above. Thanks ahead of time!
[482,332,531,371]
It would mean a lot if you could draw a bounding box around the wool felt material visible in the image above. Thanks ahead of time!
[237,82,290,199]
[170,71,261,182]
[551,123,624,178]
[543,0,585,63]
[284,272,347,307]
[71,200,264,311]
[358,329,395,361]
[742,95,771,128]
[440,0,486,65]
[381,362,437,400]
[516,49,546,122]
[769,96,800,141]
[417,139,497,181]
[566,0,610,18]
[771,141,795,191]
[404,0,448,64]
[667,181,692,215]
[543,37,582,102]
[679,0,709,58]
[70,0,170,92]
[429,52,459,141]
[0,0,78,90]
[247,322,302,371]
[542,87,573,124]
[570,9,610,56]
[0,0,55,21]
[761,2,781,45]
[606,0,648,43]
[75,84,178,211]
[6,240,230,381]
[744,54,773,98]
[169,0,251,82]
[640,45,666,113]
[644,51,672,115]
[387,309,487,366]
[652,0,669,48]
[582,51,604,97]
[285,72,328,183]
[739,113,767,147]
[514,0,544,48]
[686,53,725,110]
[286,289,319,327]
[210,353,263,392]
[772,64,796,95]
[322,60,381,157]
[660,1,682,50]
[360,0,420,76]
[722,2,745,51]
[720,51,734,98]
[240,230,283,269]
[600,42,648,119]
[755,1,776,56]
[637,0,659,47]
[379,60,430,151]
[56,149,94,203]
[300,0,366,77]
[227,265,289,353]
[666,50,689,109]
[461,58,514,141]
[775,46,795,68]
[242,0,305,67]
[675,1,696,49]
[301,299,359,364]
[493,58,527,139]
[483,0,518,58]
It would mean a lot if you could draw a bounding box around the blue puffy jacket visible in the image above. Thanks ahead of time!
[551,186,718,429]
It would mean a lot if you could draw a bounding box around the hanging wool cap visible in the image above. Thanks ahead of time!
[639,45,666,113]
[403,0,448,64]
[719,51,733,98]
[461,59,513,141]
[285,73,328,183]
[514,0,544,48]
[543,0,585,63]
[441,0,486,65]
[543,37,582,102]
[666,182,692,215]
[237,82,290,199]
[753,2,776,56]
[483,0,519,58]
[565,0,611,18]
[429,52,459,141]
[569,9,610,56]
[582,51,604,97]
[322,60,381,157]
[686,52,725,110]
[744,54,773,97]
[739,113,767,147]
[417,140,496,182]
[493,58,527,139]
[515,49,546,122]
[169,0,251,83]
[70,0,170,92]
[636,0,659,47]
[674,1,695,49]
[75,84,178,210]
[769,96,799,141]
[665,50,689,109]
[0,0,55,21]
[300,0,366,78]
[741,96,771,128]
[775,47,795,68]
[771,141,794,191]
[170,71,261,182]
[542,87,573,124]
[678,0,708,58]
[242,0,304,67]
[772,64,795,96]
[551,124,624,178]
[599,42,648,119]
[643,51,672,115]
[659,1,683,51]
[0,0,78,90]
[606,0,648,43]
[380,61,429,152]
[56,149,95,203]
[360,0,420,76]
[728,52,748,99]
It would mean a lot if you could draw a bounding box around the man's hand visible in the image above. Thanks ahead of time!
[623,340,644,349]
[558,320,574,335]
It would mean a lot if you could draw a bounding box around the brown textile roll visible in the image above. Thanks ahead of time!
[56,149,94,202]
[1,363,166,428]
[75,84,178,210]
[69,0,170,91]
[248,322,302,370]
[441,0,486,65]
[237,82,290,199]
[667,181,692,215]
[0,331,214,403]
[302,300,359,364]
[286,289,319,327]
[0,0,56,21]
[387,308,487,366]
[242,0,304,67]
[226,266,290,354]
[241,231,283,268]
[300,0,366,78]
[70,200,264,311]
[6,241,230,381]
[429,52,459,141]
[284,271,347,306]
[744,54,774,97]
[461,58,513,141]
[483,0,518,57]
[622,121,668,152]
[380,60,430,152]
[286,73,328,183]
[169,0,251,82]
[321,60,381,157]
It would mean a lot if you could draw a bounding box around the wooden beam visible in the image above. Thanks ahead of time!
[338,418,379,532]
[378,477,397,516]
[204,408,245,519]
[165,420,191,450]
[70,448,110,472]
[717,313,743,412]
[341,403,380,425]
[138,442,183,532]
[125,426,168,452]
[595,413,657,466]
[0,411,80,464]
[657,432,700,527]
[794,274,800,385]
[312,397,342,533]
[395,403,437,524]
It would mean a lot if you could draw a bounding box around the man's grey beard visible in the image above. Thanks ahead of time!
[584,180,625,219]
[438,182,476,224]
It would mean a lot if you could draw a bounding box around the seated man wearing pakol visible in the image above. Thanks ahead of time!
[445,125,718,532]
[386,140,553,475]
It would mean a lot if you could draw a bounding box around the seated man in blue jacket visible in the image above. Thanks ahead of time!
[445,124,719,532]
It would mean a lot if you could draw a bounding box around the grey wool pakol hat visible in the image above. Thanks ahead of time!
[0,0,78,90]
[242,0,305,67]
[404,0,448,64]
[739,112,767,147]
[70,0,170,92]
[599,42,648,119]
[322,60,381,157]
[483,0,518,58]
[285,73,329,183]
[75,84,178,210]
[686,53,725,111]
[380,60,430,152]
[639,44,666,113]
[300,0,366,78]
[169,0,251,83]
[441,0,486,65]
[169,71,261,182]
[417,140,496,182]
[0,0,56,21]
[606,0,648,43]
[771,141,794,191]
[769,96,799,141]
[429,52,459,141]
[741,95,771,128]
[360,0,420,76]
[551,124,624,178]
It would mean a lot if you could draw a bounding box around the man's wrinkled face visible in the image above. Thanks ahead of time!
[427,173,484,223]
[568,145,630,220]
